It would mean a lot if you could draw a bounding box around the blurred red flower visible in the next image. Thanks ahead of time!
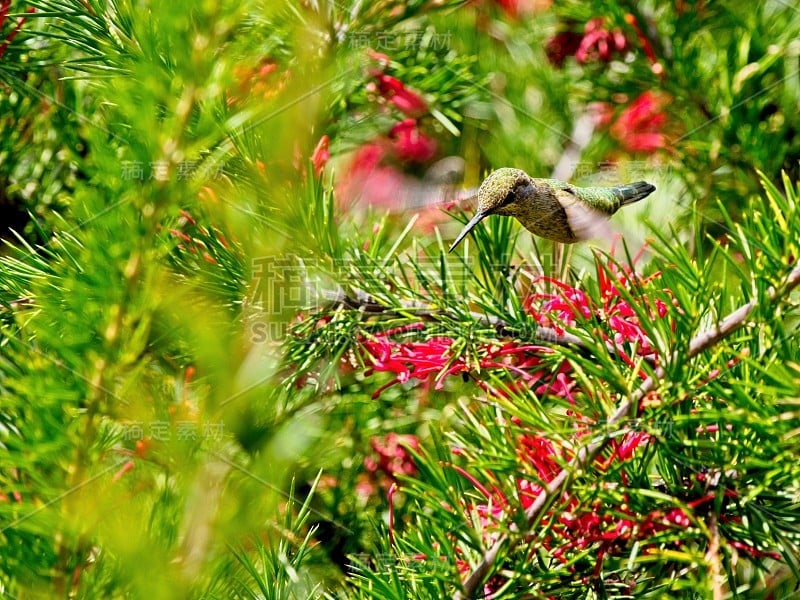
[609,91,669,153]
[545,29,582,67]
[492,0,551,18]
[365,433,420,481]
[336,54,444,213]
[588,101,615,128]
[348,142,386,175]
[546,17,627,67]
[228,58,288,105]
[377,74,428,117]
[389,119,437,163]
[576,18,628,63]
[336,119,439,213]
[311,135,329,175]
[337,142,408,211]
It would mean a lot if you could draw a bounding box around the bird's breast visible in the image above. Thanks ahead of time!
[510,189,577,243]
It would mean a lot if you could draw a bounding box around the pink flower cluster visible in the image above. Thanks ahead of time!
[364,433,420,481]
[526,252,672,367]
[590,91,671,153]
[546,17,628,67]
[452,421,776,595]
[544,14,669,154]
[576,18,628,64]
[360,323,552,399]
[375,71,428,118]
[545,13,660,73]
[357,432,421,499]
[452,429,655,589]
[359,252,673,400]
[350,257,776,585]
[365,51,436,161]
[336,51,440,212]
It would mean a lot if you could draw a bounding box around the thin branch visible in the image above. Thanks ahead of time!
[455,262,800,600]
[325,288,626,356]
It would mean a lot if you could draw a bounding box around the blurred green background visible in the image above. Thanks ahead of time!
[0,0,798,598]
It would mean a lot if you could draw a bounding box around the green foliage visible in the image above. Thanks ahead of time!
[0,0,799,598]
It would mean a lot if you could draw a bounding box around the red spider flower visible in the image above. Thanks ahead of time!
[546,17,627,67]
[354,252,675,400]
[526,247,675,368]
[311,135,329,175]
[389,119,437,163]
[451,423,686,582]
[517,434,562,503]
[358,323,558,398]
[336,144,408,211]
[376,74,428,117]
[575,18,628,64]
[336,119,438,211]
[365,433,420,482]
[609,91,670,153]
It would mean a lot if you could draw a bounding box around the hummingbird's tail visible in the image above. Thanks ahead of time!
[612,181,656,206]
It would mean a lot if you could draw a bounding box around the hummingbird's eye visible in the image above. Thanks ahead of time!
[498,189,517,208]
[499,182,529,207]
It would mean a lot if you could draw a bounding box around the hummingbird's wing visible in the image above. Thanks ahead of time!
[404,156,473,209]
[556,189,614,242]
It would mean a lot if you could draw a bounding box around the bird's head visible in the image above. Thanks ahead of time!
[448,168,531,253]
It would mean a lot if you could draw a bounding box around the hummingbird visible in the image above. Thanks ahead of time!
[448,168,655,252]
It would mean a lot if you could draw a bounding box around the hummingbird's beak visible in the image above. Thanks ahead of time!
[448,211,487,253]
